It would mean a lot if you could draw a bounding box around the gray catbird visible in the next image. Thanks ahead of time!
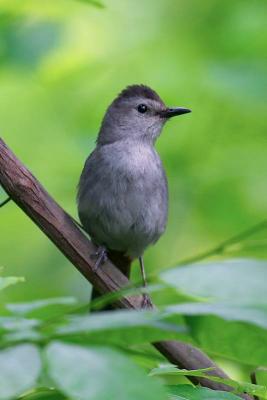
[77,84,191,306]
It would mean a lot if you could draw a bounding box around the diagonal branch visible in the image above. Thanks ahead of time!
[0,138,251,398]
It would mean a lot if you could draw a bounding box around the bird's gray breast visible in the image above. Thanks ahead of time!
[77,141,168,257]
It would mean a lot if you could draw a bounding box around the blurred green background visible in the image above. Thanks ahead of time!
[1,0,267,302]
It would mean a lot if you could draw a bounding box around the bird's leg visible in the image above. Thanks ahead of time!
[90,246,107,272]
[139,256,153,309]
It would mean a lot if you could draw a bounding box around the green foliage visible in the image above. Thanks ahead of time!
[161,259,267,305]
[187,316,267,367]
[161,259,267,366]
[6,297,78,319]
[150,367,267,399]
[0,344,41,400]
[1,260,267,399]
[168,385,241,400]
[255,368,267,391]
[45,342,167,400]
[52,310,186,345]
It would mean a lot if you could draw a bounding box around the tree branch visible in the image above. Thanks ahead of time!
[0,138,251,398]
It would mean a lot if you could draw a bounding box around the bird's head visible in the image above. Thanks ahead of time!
[97,84,191,145]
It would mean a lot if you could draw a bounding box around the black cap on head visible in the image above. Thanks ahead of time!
[115,84,165,105]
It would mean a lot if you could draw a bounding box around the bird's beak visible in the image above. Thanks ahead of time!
[160,107,191,119]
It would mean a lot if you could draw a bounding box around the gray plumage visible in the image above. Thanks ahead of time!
[77,84,190,260]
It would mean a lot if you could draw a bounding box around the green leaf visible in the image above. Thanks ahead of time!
[45,341,167,400]
[166,302,267,329]
[52,309,187,345]
[150,367,267,399]
[164,301,267,363]
[0,276,24,292]
[0,317,40,331]
[255,367,267,388]
[6,297,78,318]
[168,384,241,400]
[90,283,164,310]
[186,315,267,367]
[0,344,41,400]
[161,259,267,305]
[2,329,43,345]
[90,283,200,310]
[162,261,267,366]
[18,388,66,399]
[149,366,214,378]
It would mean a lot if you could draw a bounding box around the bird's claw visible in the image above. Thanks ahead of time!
[90,246,107,272]
[141,293,153,309]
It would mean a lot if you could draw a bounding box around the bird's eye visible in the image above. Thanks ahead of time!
[137,104,148,114]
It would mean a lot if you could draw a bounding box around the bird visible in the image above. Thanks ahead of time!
[77,84,191,307]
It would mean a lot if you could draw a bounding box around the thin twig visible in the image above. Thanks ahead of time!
[177,220,267,265]
[0,196,11,208]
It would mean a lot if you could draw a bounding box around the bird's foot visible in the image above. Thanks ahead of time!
[141,293,153,309]
[90,246,107,272]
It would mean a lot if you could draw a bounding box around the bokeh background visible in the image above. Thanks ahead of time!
[1,0,267,302]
